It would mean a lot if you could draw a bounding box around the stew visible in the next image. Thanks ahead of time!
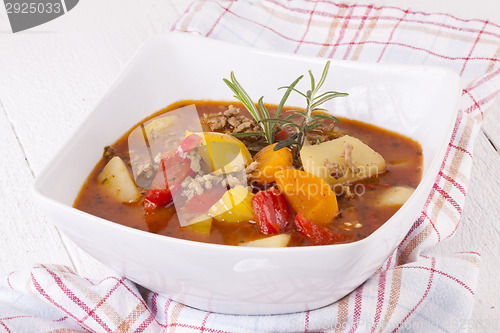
[73,100,422,247]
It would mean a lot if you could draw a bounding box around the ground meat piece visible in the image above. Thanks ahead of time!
[322,123,336,133]
[333,184,356,199]
[251,125,262,132]
[222,174,244,188]
[234,120,253,133]
[224,105,240,117]
[306,133,329,144]
[181,174,223,201]
[202,105,259,135]
[191,179,204,195]
[306,123,335,144]
[324,159,344,179]
[103,146,118,160]
[203,112,227,131]
[245,161,259,174]
[186,150,202,173]
[305,121,344,144]
[227,116,242,128]
[135,152,162,180]
[202,106,266,154]
[342,185,356,199]
[343,143,360,174]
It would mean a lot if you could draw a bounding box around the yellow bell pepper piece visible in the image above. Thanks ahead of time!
[186,132,252,174]
[208,185,255,223]
[185,214,213,235]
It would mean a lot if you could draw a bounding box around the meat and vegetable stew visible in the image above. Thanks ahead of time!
[74,62,423,247]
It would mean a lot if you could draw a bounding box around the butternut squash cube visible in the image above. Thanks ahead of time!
[274,169,339,225]
[249,143,293,185]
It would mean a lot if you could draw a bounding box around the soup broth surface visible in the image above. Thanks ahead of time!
[74,101,423,246]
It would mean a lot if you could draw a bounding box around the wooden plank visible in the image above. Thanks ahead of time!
[0,100,74,275]
[0,0,186,175]
[0,0,498,326]
[482,98,500,153]
[57,236,114,280]
[0,0,192,280]
[53,0,193,281]
[0,1,11,32]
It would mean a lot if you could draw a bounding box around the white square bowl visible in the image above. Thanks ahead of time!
[34,32,461,315]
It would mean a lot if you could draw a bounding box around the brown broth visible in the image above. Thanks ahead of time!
[73,100,423,246]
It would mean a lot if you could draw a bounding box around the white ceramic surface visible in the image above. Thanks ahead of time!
[33,32,461,315]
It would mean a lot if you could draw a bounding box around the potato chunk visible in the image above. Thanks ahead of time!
[376,186,415,207]
[300,135,386,185]
[144,115,176,140]
[97,156,141,203]
[239,234,291,247]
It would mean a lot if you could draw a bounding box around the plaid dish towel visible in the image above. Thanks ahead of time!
[2,1,500,332]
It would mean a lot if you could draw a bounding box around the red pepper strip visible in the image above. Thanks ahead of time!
[252,189,290,235]
[144,189,173,212]
[144,150,194,214]
[176,133,203,160]
[182,186,227,214]
[294,213,346,245]
[274,129,289,141]
[145,134,204,213]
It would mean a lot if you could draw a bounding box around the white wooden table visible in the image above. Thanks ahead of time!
[1,0,499,329]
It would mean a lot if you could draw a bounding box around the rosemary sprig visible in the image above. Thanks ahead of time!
[223,61,348,156]
[269,60,348,154]
[223,73,302,144]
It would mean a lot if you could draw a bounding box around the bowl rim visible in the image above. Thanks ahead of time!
[33,31,462,254]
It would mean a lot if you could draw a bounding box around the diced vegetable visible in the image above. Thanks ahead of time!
[376,186,415,207]
[182,187,227,214]
[189,132,252,174]
[97,156,141,204]
[249,143,293,185]
[300,135,386,185]
[144,150,194,213]
[274,129,289,141]
[208,185,255,223]
[143,115,176,139]
[239,234,291,247]
[177,133,203,159]
[294,213,346,245]
[274,169,339,225]
[185,214,213,235]
[251,189,290,235]
[144,188,173,213]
